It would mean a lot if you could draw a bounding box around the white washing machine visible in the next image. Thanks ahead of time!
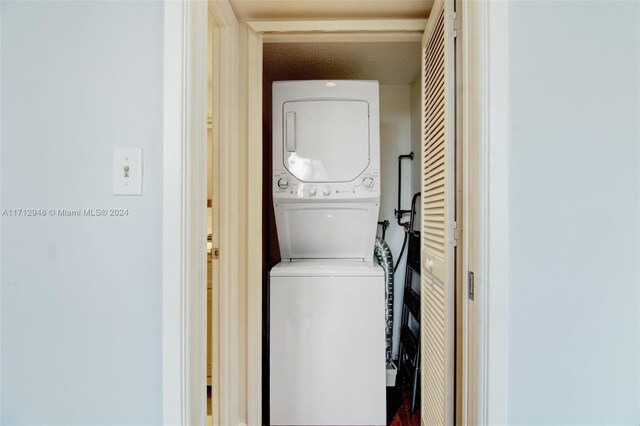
[270,80,386,426]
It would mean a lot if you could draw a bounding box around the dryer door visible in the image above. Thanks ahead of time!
[282,100,370,183]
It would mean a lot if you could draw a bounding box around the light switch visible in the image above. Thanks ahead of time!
[113,148,142,195]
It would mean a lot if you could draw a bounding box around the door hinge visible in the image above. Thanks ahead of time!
[452,11,458,38]
[452,221,461,247]
[468,271,475,300]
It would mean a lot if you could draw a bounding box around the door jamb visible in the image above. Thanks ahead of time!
[162,1,242,425]
[208,2,242,425]
[162,1,207,424]
[462,1,510,424]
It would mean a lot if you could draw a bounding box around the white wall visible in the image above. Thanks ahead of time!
[378,85,417,358]
[410,76,421,195]
[506,1,639,424]
[1,2,163,424]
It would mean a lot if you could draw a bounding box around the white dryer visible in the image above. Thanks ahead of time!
[270,80,386,426]
[272,80,382,260]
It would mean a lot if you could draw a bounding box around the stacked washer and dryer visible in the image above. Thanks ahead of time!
[270,80,386,426]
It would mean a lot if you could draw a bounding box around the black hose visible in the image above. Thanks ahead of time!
[377,220,390,240]
[394,229,409,273]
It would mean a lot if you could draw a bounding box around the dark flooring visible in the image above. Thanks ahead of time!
[387,378,421,426]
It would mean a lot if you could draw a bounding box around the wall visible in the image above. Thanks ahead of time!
[408,75,422,337]
[410,76,422,195]
[0,1,163,424]
[378,85,416,357]
[506,1,639,424]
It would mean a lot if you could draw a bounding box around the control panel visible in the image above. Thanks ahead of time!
[273,170,380,201]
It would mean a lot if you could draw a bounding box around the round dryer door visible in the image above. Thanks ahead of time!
[282,100,370,182]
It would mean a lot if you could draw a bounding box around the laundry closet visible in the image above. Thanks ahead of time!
[262,39,424,424]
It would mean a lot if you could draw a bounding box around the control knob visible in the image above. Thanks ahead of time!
[362,177,374,188]
[309,188,317,196]
[322,187,331,196]
[277,178,289,189]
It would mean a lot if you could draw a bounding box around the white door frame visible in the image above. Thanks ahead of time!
[207,2,244,426]
[461,1,510,424]
[162,1,510,424]
[162,1,242,425]
[162,0,208,424]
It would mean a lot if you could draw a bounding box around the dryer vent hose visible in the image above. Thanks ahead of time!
[374,237,394,367]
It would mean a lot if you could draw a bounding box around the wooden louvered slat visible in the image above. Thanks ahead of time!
[422,1,446,266]
[423,43,443,81]
[424,218,444,228]
[424,54,445,100]
[424,69,445,110]
[423,64,445,108]
[427,198,445,208]
[424,125,445,152]
[424,97,445,135]
[427,208,444,216]
[424,145,445,168]
[424,219,444,226]
[424,228,445,240]
[425,231,445,243]
[424,215,445,223]
[423,167,444,180]
[424,105,446,137]
[425,243,444,254]
[423,232,444,243]
[425,198,445,208]
[424,179,445,193]
[420,1,455,425]
[424,228,444,236]
[425,245,445,258]
[425,166,445,181]
[424,17,444,55]
[425,222,444,233]
[424,224,445,232]
[425,300,445,332]
[424,146,444,164]
[425,114,446,144]
[425,206,445,214]
[423,17,445,78]
[425,192,444,205]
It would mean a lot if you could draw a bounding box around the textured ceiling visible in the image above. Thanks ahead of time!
[229,0,432,21]
[264,42,421,85]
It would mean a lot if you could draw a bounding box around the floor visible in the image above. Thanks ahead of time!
[387,379,421,426]
[207,386,212,426]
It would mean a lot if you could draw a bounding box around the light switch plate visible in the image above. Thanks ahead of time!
[113,148,142,195]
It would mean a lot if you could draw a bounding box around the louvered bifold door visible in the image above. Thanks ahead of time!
[420,1,456,425]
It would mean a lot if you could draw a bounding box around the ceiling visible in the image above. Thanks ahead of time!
[228,0,432,21]
[230,1,428,86]
[264,41,421,85]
